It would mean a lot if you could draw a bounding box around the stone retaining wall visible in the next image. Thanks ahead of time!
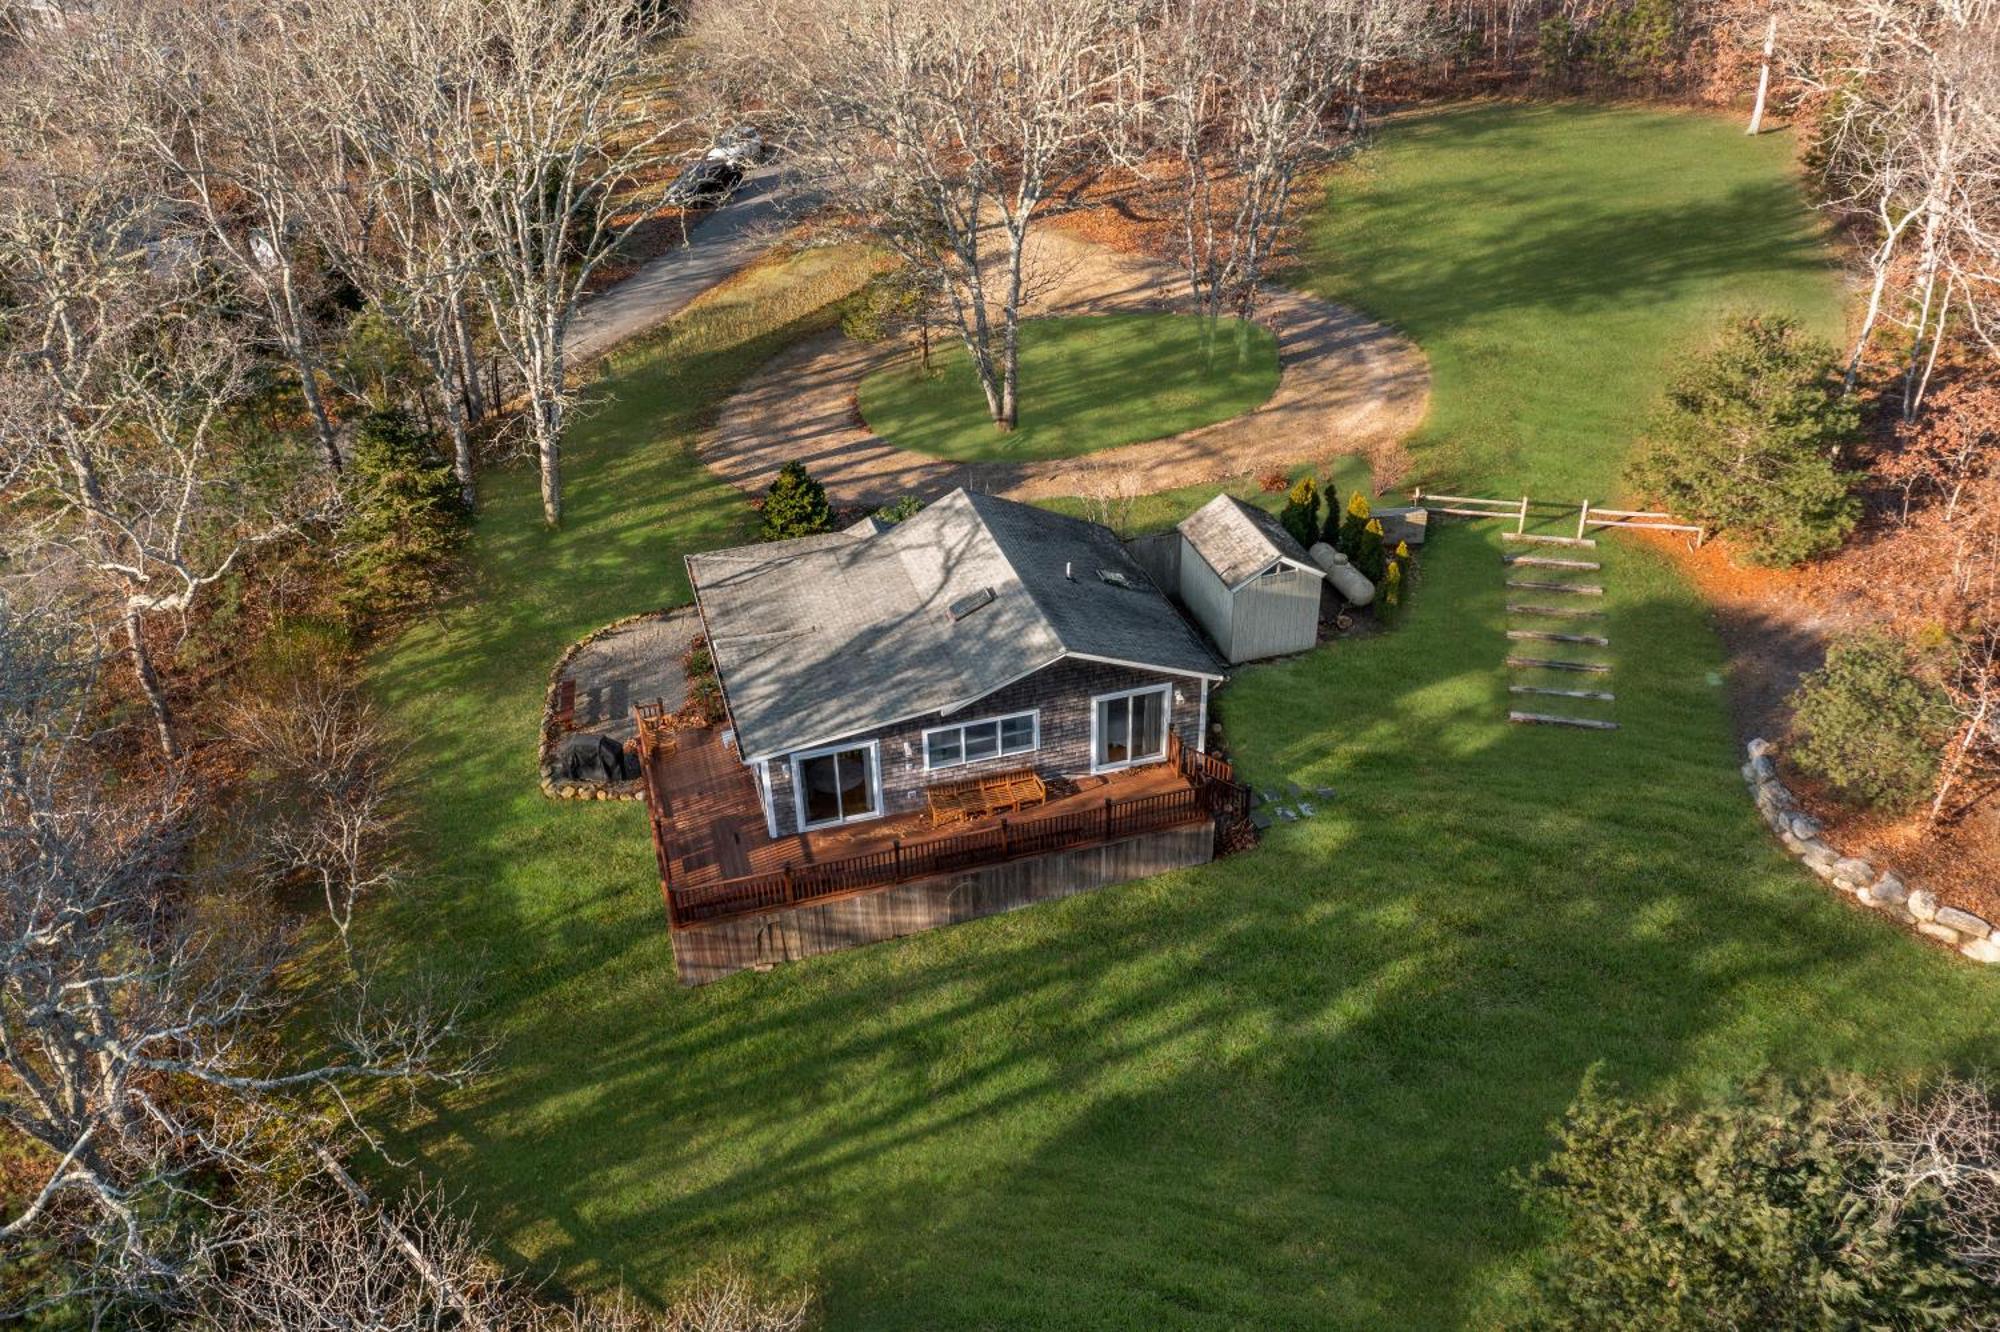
[537,609,670,804]
[1744,738,1998,965]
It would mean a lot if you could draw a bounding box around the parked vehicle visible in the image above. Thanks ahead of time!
[704,124,768,166]
[665,156,744,208]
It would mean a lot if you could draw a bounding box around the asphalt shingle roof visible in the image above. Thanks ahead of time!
[1177,493,1321,590]
[687,489,1222,761]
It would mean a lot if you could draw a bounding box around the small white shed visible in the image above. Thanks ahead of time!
[1174,495,1325,664]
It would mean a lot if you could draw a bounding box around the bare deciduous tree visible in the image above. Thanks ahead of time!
[711,0,1125,435]
[286,0,507,509]
[1784,0,2000,413]
[204,1165,815,1331]
[0,600,482,1319]
[0,145,331,756]
[1127,0,1402,321]
[327,0,683,526]
[1838,1075,2000,1286]
[226,679,403,958]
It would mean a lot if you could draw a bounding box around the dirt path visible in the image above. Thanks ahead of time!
[701,227,1430,508]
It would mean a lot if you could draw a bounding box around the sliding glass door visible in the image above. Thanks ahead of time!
[793,743,880,830]
[1092,686,1170,772]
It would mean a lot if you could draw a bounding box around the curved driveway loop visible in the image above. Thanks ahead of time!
[703,226,1431,508]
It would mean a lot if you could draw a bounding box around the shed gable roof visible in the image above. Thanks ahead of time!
[1178,493,1321,589]
[687,489,1222,761]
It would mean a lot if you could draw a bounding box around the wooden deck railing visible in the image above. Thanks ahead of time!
[662,748,1251,930]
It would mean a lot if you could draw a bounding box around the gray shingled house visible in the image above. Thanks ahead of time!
[1166,494,1326,664]
[686,489,1226,840]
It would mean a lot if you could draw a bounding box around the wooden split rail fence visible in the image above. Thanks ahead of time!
[1410,489,1707,546]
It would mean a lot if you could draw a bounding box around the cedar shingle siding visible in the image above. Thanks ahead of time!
[762,658,1203,837]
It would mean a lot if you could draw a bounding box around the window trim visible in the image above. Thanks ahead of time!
[789,739,884,832]
[1088,684,1173,774]
[921,709,1040,772]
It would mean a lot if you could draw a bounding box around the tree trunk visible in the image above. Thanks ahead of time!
[445,394,476,511]
[298,349,342,473]
[997,217,1028,432]
[1747,13,1776,135]
[451,295,485,424]
[124,606,178,760]
[536,396,563,527]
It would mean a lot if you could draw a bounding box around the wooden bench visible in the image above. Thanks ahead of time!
[924,767,1047,828]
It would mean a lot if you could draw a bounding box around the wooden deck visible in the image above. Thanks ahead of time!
[644,725,1198,898]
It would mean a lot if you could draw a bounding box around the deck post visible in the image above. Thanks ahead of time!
[892,837,902,876]
[782,863,795,904]
[1000,818,1011,855]
[1103,798,1114,841]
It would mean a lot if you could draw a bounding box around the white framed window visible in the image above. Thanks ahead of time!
[1090,685,1171,773]
[923,710,1039,771]
[790,740,883,831]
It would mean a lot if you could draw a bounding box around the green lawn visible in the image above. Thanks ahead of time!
[856,313,1279,462]
[1304,101,1845,496]
[1034,453,1376,537]
[368,105,1998,1331]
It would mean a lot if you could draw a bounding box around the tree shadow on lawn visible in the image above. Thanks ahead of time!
[1304,103,1836,335]
[377,527,2000,1331]
[863,318,1280,463]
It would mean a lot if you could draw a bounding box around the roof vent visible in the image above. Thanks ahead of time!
[947,587,995,621]
[1097,569,1139,591]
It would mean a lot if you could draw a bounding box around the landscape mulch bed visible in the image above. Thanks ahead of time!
[1641,527,2000,928]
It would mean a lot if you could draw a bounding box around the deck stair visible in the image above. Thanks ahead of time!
[1501,531,1598,549]
[1506,629,1610,647]
[1507,603,1605,619]
[1498,531,1619,730]
[1507,578,1604,596]
[1509,711,1620,731]
[1506,655,1613,674]
[1510,684,1616,702]
[1502,554,1601,571]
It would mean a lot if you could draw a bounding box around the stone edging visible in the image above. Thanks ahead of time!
[537,609,674,804]
[1743,739,1998,965]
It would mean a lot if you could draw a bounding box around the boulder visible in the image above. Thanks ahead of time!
[1934,906,1993,940]
[1917,920,1963,945]
[1786,812,1821,841]
[1372,506,1428,548]
[1831,857,1875,890]
[1749,754,1778,782]
[1747,737,1776,760]
[1908,889,1939,922]
[1864,872,1909,907]
[1798,840,1839,877]
[1962,937,2000,965]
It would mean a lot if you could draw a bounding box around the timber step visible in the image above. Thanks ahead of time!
[1502,554,1602,571]
[1510,684,1616,702]
[1506,629,1611,646]
[1509,710,1620,731]
[1506,655,1613,674]
[1507,579,1605,596]
[1501,531,1598,549]
[1507,603,1606,619]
